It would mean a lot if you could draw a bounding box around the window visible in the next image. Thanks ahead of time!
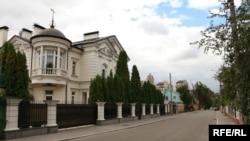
[71,92,75,104]
[37,50,40,67]
[102,64,107,77]
[72,61,76,75]
[60,52,64,69]
[165,96,168,100]
[43,50,57,68]
[45,90,53,100]
[82,92,87,104]
[173,96,176,99]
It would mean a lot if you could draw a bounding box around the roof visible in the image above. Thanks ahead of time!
[31,27,71,43]
[37,28,66,38]
[72,35,114,46]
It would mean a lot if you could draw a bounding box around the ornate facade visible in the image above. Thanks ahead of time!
[0,23,126,104]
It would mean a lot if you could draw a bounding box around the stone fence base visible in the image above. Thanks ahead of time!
[141,114,160,119]
[3,126,58,140]
[96,116,138,126]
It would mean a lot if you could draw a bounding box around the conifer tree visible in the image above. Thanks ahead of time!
[15,51,30,100]
[113,74,125,103]
[88,75,104,103]
[2,42,17,97]
[130,65,141,103]
[107,71,115,103]
[115,51,130,103]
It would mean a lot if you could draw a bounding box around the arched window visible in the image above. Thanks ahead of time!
[102,64,108,77]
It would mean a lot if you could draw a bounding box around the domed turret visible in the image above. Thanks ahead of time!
[36,28,66,39]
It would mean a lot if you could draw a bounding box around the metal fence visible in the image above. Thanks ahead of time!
[104,103,117,119]
[153,105,157,114]
[18,101,47,128]
[160,104,166,115]
[0,100,6,131]
[146,104,150,115]
[136,103,142,119]
[56,104,97,129]
[122,103,131,117]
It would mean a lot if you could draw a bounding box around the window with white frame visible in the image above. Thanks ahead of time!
[45,90,53,100]
[71,92,75,104]
[41,49,65,69]
[43,50,57,68]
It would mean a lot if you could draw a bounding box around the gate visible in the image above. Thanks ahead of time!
[57,104,97,129]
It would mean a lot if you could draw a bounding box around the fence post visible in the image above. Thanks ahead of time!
[4,98,21,131]
[131,103,136,117]
[142,103,146,116]
[96,102,106,121]
[157,104,160,114]
[116,102,123,119]
[150,104,154,115]
[165,103,168,115]
[44,100,59,133]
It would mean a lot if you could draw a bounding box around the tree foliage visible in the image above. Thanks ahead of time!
[176,84,192,112]
[115,51,130,103]
[0,42,30,100]
[130,65,141,103]
[141,81,164,104]
[194,82,214,109]
[191,0,250,124]
[88,72,125,103]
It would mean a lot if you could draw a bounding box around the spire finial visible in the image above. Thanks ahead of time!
[50,8,55,28]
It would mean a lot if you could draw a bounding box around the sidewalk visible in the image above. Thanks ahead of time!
[215,110,237,125]
[5,111,235,141]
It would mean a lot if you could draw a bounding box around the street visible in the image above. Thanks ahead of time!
[68,110,218,141]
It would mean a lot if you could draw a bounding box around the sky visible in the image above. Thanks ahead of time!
[0,0,242,93]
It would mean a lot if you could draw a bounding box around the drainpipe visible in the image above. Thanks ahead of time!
[65,46,71,104]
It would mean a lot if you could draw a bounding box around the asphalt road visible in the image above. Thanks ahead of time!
[68,110,217,141]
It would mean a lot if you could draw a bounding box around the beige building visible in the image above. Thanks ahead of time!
[176,80,188,89]
[0,23,126,104]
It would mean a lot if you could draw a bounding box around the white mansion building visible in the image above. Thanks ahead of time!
[0,23,126,104]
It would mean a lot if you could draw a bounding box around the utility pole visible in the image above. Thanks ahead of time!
[169,73,172,115]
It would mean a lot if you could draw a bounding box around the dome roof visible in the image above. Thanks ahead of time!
[37,28,66,38]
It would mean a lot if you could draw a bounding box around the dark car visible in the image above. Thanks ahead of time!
[214,107,219,111]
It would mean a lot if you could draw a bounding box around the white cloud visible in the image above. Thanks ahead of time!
[167,0,183,8]
[1,0,224,92]
[187,0,221,10]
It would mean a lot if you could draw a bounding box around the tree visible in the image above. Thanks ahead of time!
[2,42,17,97]
[113,74,125,102]
[115,51,130,103]
[176,84,192,112]
[192,0,250,124]
[130,65,142,103]
[194,82,214,109]
[15,51,30,100]
[88,75,104,103]
[0,42,31,100]
[107,71,115,102]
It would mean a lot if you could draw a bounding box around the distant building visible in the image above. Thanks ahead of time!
[146,73,154,85]
[156,81,170,90]
[176,80,188,89]
[161,89,183,104]
[0,22,127,104]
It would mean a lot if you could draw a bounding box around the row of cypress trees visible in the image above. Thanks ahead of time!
[0,42,31,100]
[88,51,164,104]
